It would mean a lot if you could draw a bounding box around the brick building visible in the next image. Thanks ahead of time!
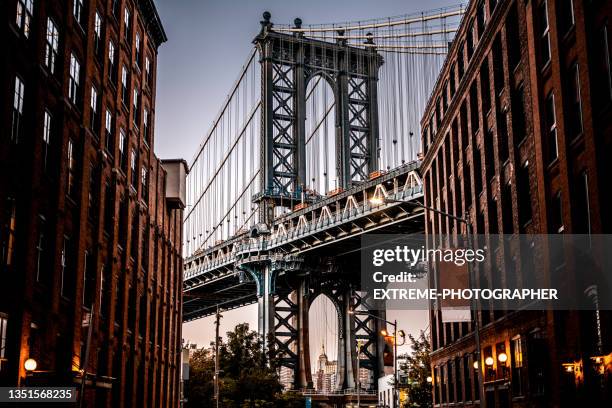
[420,0,611,406]
[1,1,186,407]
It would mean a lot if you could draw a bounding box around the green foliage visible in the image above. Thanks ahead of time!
[185,323,305,408]
[401,331,433,408]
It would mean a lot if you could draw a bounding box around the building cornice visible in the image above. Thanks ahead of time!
[138,0,168,48]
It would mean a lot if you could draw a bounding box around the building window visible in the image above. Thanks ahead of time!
[133,88,140,127]
[73,0,84,27]
[90,86,100,135]
[143,108,150,146]
[94,12,103,59]
[60,237,71,297]
[35,216,46,282]
[558,0,575,36]
[518,161,532,228]
[112,0,119,18]
[123,7,131,43]
[511,85,526,146]
[12,76,25,143]
[145,56,152,84]
[43,110,52,171]
[470,82,479,135]
[83,251,95,307]
[16,0,34,37]
[104,183,114,234]
[575,172,591,234]
[88,163,99,220]
[599,24,612,104]
[119,129,127,172]
[130,150,138,188]
[506,4,521,69]
[511,336,524,396]
[69,53,81,105]
[539,0,551,67]
[105,109,114,154]
[544,92,558,163]
[108,40,117,84]
[135,32,142,67]
[566,63,583,139]
[121,66,129,105]
[45,18,59,74]
[141,166,148,201]
[2,199,17,267]
[476,1,486,39]
[67,139,76,197]
[550,192,564,233]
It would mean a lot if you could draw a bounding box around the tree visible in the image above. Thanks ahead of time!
[185,323,304,408]
[401,331,432,408]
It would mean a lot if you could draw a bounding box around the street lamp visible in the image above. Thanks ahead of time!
[369,196,486,408]
[349,309,405,408]
[24,358,37,372]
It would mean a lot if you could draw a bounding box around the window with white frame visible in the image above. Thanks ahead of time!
[130,150,137,188]
[45,18,59,74]
[12,76,25,143]
[124,7,131,42]
[0,313,8,361]
[90,86,100,134]
[67,138,76,197]
[69,53,81,105]
[94,12,103,57]
[143,108,150,145]
[73,0,84,27]
[35,216,46,282]
[108,40,116,83]
[43,110,51,170]
[121,66,129,104]
[567,63,583,139]
[119,129,127,171]
[16,0,34,37]
[105,109,114,153]
[135,32,141,67]
[544,92,558,163]
[133,88,140,126]
[145,56,152,84]
[539,0,551,67]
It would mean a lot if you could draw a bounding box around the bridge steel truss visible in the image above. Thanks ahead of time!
[253,15,383,224]
[184,162,424,390]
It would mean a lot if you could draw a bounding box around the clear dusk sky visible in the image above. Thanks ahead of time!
[153,0,457,360]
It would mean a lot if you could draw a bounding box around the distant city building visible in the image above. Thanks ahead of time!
[421,0,611,406]
[314,344,337,393]
[1,1,185,407]
[279,365,294,391]
[378,374,395,408]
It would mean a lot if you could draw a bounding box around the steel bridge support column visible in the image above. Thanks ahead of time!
[295,277,313,389]
[257,266,275,349]
[337,287,358,389]
[337,57,351,190]
[367,47,380,173]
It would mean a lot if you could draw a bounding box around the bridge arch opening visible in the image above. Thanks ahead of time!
[305,74,338,196]
[308,293,340,392]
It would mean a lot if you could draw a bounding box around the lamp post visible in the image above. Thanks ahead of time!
[349,310,405,408]
[369,196,486,408]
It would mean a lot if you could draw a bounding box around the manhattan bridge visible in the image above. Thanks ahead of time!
[182,4,465,401]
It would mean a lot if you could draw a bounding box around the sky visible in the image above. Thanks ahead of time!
[153,0,454,362]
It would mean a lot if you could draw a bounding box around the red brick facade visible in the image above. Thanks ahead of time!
[420,0,611,406]
[1,1,184,407]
